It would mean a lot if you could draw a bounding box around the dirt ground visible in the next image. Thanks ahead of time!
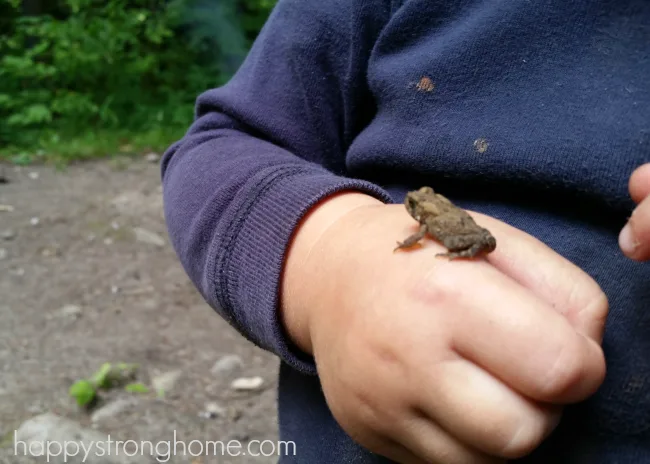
[0,157,281,463]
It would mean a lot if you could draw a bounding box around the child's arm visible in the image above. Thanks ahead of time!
[163,1,610,460]
[161,0,394,372]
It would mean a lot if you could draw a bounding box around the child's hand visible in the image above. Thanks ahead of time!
[281,192,608,464]
[620,163,650,260]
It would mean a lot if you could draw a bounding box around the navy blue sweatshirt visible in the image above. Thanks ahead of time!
[161,0,650,461]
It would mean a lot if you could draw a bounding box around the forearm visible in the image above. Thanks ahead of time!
[280,191,384,355]
[162,133,390,371]
[161,0,394,373]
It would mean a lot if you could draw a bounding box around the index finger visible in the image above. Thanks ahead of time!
[469,212,609,344]
[446,262,606,404]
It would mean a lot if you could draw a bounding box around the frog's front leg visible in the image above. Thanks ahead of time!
[395,224,428,251]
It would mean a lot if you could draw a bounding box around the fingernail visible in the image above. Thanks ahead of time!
[619,222,639,256]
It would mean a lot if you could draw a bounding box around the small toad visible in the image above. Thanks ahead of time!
[395,186,496,259]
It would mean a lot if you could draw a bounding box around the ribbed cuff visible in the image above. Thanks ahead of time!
[211,165,392,374]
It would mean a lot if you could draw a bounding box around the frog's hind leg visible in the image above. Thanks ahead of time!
[435,242,485,260]
[395,224,427,251]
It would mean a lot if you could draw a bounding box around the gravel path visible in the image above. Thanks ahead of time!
[0,158,280,464]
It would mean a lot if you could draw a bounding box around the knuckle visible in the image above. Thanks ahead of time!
[497,415,551,459]
[582,289,609,326]
[538,338,586,399]
[330,398,378,447]
[351,386,396,435]
[411,265,460,307]
[566,278,609,338]
[568,273,608,315]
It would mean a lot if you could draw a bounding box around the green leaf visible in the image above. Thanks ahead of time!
[7,105,52,127]
[124,382,149,394]
[68,380,96,407]
[114,363,139,378]
[90,362,113,388]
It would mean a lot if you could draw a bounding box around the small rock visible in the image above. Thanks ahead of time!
[198,401,226,419]
[10,267,25,276]
[27,402,44,414]
[1,229,16,240]
[30,217,39,226]
[229,408,242,421]
[152,370,182,394]
[15,413,149,463]
[41,246,61,257]
[121,285,154,296]
[104,237,114,245]
[111,221,120,230]
[0,248,6,260]
[59,304,82,318]
[110,190,163,219]
[0,204,15,212]
[133,227,165,247]
[211,354,243,376]
[145,152,160,163]
[110,191,144,213]
[110,285,120,294]
[231,376,264,391]
[110,192,134,210]
[91,398,136,424]
[28,171,39,179]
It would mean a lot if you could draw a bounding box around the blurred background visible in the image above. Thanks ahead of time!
[0,0,275,163]
[0,1,283,463]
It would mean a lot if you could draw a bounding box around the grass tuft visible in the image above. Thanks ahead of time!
[0,125,188,166]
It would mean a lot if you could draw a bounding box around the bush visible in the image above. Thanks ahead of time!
[0,0,275,160]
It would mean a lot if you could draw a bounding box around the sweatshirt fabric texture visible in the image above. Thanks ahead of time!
[161,0,650,461]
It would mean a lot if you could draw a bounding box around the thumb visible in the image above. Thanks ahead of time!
[619,163,650,260]
[628,163,650,204]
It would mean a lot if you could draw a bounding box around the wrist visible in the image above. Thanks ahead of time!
[280,191,384,354]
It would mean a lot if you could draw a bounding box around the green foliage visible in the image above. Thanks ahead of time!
[68,379,97,407]
[0,0,276,160]
[68,362,143,409]
[124,382,150,393]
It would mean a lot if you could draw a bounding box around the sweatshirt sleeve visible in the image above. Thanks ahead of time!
[161,0,396,374]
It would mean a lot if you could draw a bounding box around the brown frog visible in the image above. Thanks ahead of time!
[395,186,496,259]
